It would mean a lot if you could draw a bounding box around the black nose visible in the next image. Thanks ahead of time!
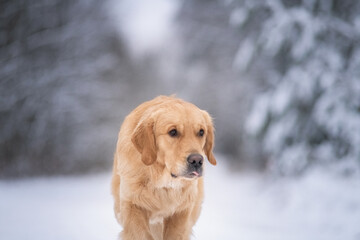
[187,154,203,168]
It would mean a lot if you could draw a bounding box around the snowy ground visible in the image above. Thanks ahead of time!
[1,161,360,240]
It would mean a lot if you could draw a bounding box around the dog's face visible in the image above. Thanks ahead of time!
[131,100,216,181]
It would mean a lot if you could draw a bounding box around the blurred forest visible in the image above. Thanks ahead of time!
[1,0,360,178]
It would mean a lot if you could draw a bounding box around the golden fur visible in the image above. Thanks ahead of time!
[111,96,216,240]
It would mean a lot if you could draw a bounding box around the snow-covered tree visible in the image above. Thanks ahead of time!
[0,0,138,177]
[234,0,360,175]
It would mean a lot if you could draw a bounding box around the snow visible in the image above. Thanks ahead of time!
[233,38,255,71]
[258,0,321,59]
[108,0,179,58]
[1,160,359,240]
[195,162,360,240]
[245,94,270,136]
[229,8,248,27]
[0,174,119,240]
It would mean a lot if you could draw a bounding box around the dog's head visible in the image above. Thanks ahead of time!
[131,98,216,180]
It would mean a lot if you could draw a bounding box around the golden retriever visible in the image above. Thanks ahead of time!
[111,95,216,240]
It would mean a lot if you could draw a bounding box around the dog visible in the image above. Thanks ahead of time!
[111,95,217,240]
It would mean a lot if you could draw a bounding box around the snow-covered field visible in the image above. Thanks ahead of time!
[1,161,359,240]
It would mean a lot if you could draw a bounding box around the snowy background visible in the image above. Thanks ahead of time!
[1,0,360,239]
[1,159,360,240]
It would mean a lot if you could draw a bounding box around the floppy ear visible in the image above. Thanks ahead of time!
[131,117,157,165]
[202,111,217,165]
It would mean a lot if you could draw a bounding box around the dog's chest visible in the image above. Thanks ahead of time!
[148,189,183,227]
[155,187,185,212]
[150,184,196,220]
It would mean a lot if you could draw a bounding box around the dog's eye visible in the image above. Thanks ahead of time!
[168,129,178,137]
[198,129,205,137]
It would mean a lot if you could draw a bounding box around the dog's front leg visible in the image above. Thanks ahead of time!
[119,202,154,240]
[163,210,192,240]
